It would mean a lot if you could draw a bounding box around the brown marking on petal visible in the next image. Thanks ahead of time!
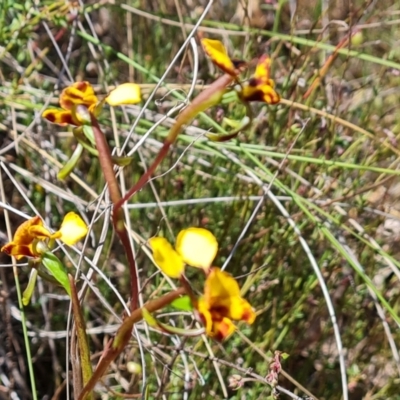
[60,95,74,110]
[42,110,57,122]
[67,89,84,100]
[59,112,78,126]
[241,307,256,324]
[232,59,248,74]
[244,88,264,102]
[74,81,90,91]
[42,109,77,126]
[214,318,235,341]
[247,77,259,87]
[1,243,14,255]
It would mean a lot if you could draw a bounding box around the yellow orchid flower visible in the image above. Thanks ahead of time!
[42,81,99,126]
[201,38,280,105]
[239,55,280,104]
[42,81,142,126]
[1,212,88,260]
[197,267,256,341]
[149,227,218,278]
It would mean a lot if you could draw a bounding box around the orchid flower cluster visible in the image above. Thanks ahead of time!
[2,37,280,396]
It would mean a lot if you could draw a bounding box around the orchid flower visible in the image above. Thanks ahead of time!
[42,81,141,126]
[198,267,256,340]
[149,227,255,340]
[42,81,141,178]
[1,212,88,302]
[1,212,88,260]
[201,38,280,141]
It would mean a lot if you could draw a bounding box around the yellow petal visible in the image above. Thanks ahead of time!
[201,38,237,76]
[105,83,142,106]
[240,81,280,105]
[260,84,280,104]
[0,216,46,260]
[228,297,256,324]
[213,317,236,340]
[1,243,36,260]
[197,297,213,335]
[57,212,88,246]
[28,225,53,240]
[42,109,78,126]
[149,237,185,278]
[238,55,280,104]
[175,227,218,270]
[12,216,44,245]
[254,54,272,83]
[60,81,98,110]
[205,268,241,304]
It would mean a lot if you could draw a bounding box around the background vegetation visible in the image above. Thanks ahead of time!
[1,0,400,399]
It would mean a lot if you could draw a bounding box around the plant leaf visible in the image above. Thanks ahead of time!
[41,252,71,297]
[57,143,84,180]
[171,295,193,311]
[142,308,204,337]
[22,269,38,306]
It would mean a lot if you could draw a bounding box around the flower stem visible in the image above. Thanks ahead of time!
[69,275,93,399]
[78,287,185,400]
[90,115,139,311]
[114,73,234,211]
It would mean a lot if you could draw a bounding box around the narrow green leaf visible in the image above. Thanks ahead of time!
[206,116,251,142]
[171,295,193,311]
[111,155,133,167]
[41,252,71,297]
[22,269,38,306]
[142,308,203,337]
[57,143,83,180]
[82,124,95,146]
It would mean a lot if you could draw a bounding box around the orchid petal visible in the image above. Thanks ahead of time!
[59,81,98,110]
[201,38,237,76]
[149,237,185,278]
[175,227,218,271]
[42,109,78,126]
[57,212,88,246]
[105,83,142,106]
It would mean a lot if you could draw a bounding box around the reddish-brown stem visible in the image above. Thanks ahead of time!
[90,116,122,204]
[114,73,234,213]
[69,275,93,398]
[114,141,171,213]
[78,287,186,400]
[90,116,139,311]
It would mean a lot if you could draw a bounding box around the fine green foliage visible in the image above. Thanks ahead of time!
[1,0,400,399]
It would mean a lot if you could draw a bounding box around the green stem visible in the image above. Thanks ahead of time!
[13,267,38,399]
